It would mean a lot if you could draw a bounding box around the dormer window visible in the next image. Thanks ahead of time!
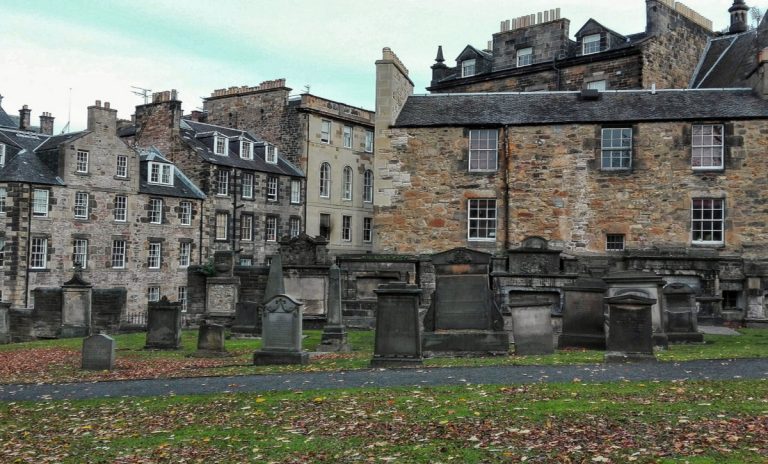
[462,59,476,77]
[517,48,533,67]
[582,34,601,55]
[0,144,5,166]
[266,144,278,164]
[214,134,228,155]
[148,161,174,186]
[240,140,253,160]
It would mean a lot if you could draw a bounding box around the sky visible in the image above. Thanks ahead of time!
[0,0,749,133]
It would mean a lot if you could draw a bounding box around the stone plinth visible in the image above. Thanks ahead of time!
[663,283,704,343]
[192,322,230,357]
[604,294,657,363]
[509,298,554,355]
[145,298,182,349]
[253,294,308,365]
[559,275,607,349]
[604,271,668,348]
[82,333,116,370]
[61,272,93,338]
[371,282,423,367]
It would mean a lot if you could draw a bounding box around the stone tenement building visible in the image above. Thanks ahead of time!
[428,0,712,93]
[372,3,768,324]
[201,81,376,255]
[0,100,204,315]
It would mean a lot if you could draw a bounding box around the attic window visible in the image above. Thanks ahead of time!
[240,140,253,160]
[583,34,601,55]
[148,161,174,186]
[462,59,476,77]
[266,144,278,164]
[517,48,533,67]
[214,134,228,155]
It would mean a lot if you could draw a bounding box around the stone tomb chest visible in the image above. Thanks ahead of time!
[422,248,509,355]
[604,293,657,363]
[662,283,704,343]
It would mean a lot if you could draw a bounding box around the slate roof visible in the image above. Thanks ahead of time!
[138,147,206,200]
[690,31,757,89]
[0,104,16,128]
[0,147,63,185]
[393,89,768,127]
[180,120,304,178]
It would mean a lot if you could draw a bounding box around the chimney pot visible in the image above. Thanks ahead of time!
[95,100,102,107]
[104,102,110,109]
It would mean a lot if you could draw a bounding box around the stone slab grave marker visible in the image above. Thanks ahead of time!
[82,333,116,370]
[559,274,607,349]
[231,302,261,337]
[509,295,554,355]
[144,297,182,349]
[192,321,230,357]
[663,283,704,343]
[422,247,509,355]
[604,293,657,363]
[318,264,350,352]
[253,294,309,365]
[371,282,423,367]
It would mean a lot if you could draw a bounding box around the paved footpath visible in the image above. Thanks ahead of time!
[1,358,767,402]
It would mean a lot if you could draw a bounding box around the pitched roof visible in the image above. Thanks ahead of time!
[0,148,63,185]
[393,89,768,127]
[0,104,16,128]
[690,31,757,89]
[138,147,206,200]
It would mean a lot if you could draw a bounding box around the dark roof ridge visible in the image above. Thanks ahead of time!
[416,87,754,98]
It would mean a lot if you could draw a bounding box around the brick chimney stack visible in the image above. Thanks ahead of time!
[18,105,31,131]
[133,89,183,156]
[39,112,55,135]
[87,100,118,133]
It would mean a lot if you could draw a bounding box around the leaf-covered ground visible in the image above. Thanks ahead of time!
[1,380,766,463]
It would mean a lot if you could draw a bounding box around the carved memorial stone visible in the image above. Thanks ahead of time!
[61,271,93,338]
[604,270,668,348]
[253,294,309,365]
[604,293,657,363]
[371,282,423,367]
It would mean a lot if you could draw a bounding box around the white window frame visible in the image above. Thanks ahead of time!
[342,215,352,242]
[365,130,374,153]
[582,33,601,55]
[606,234,625,251]
[601,128,633,170]
[265,216,277,242]
[148,242,161,269]
[320,120,331,144]
[266,144,278,164]
[179,201,191,226]
[469,129,499,172]
[214,134,228,155]
[111,240,126,269]
[342,166,353,201]
[32,189,48,217]
[467,199,497,242]
[217,170,230,196]
[290,179,301,204]
[517,47,533,67]
[116,155,128,178]
[30,237,47,269]
[73,239,88,269]
[320,162,331,198]
[363,217,372,243]
[149,198,163,224]
[363,170,373,203]
[179,242,191,267]
[74,192,89,219]
[0,187,7,214]
[0,144,6,166]
[241,214,253,241]
[290,217,300,238]
[691,198,725,245]
[76,150,89,173]
[240,140,253,160]
[266,176,278,202]
[148,287,160,302]
[692,124,724,170]
[215,212,228,241]
[148,162,173,186]
[461,59,477,77]
[241,173,254,199]
[114,195,127,222]
[343,126,353,148]
[586,80,606,91]
[178,286,188,312]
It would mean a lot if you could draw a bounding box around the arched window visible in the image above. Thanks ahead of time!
[363,169,373,203]
[320,162,331,198]
[342,166,353,200]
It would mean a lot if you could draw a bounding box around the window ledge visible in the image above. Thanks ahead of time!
[691,242,725,249]
[113,176,130,181]
[692,168,725,174]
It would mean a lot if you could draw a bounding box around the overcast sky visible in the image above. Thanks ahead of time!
[0,0,746,132]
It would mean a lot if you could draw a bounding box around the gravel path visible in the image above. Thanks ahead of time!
[1,358,767,402]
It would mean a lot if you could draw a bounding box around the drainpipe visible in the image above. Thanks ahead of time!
[303,113,310,234]
[502,126,511,251]
[24,183,32,308]
[198,198,204,264]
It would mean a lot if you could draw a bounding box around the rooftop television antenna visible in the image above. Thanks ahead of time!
[131,86,152,104]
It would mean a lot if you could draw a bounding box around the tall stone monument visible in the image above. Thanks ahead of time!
[371,282,423,367]
[206,251,240,319]
[318,264,350,352]
[422,248,509,355]
[60,270,93,338]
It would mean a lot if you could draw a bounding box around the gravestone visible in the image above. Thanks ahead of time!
[206,251,240,318]
[371,282,423,367]
[144,297,182,349]
[0,302,11,344]
[231,302,261,337]
[604,271,668,348]
[318,264,350,352]
[253,294,309,365]
[192,322,230,357]
[422,248,509,355]
[61,271,93,338]
[509,296,554,355]
[81,333,116,370]
[663,283,704,343]
[559,275,607,349]
[604,293,657,363]
[507,236,562,274]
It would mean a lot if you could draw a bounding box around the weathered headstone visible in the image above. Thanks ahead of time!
[422,248,509,355]
[231,302,261,337]
[318,264,350,352]
[663,283,704,343]
[371,282,423,367]
[507,236,562,275]
[81,333,116,370]
[253,294,308,365]
[604,293,657,363]
[145,297,182,349]
[559,275,607,349]
[604,271,668,348]
[0,302,11,344]
[192,322,230,357]
[61,271,93,338]
[509,296,555,355]
[205,250,240,318]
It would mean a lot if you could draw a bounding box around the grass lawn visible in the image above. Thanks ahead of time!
[0,328,766,384]
[1,380,766,463]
